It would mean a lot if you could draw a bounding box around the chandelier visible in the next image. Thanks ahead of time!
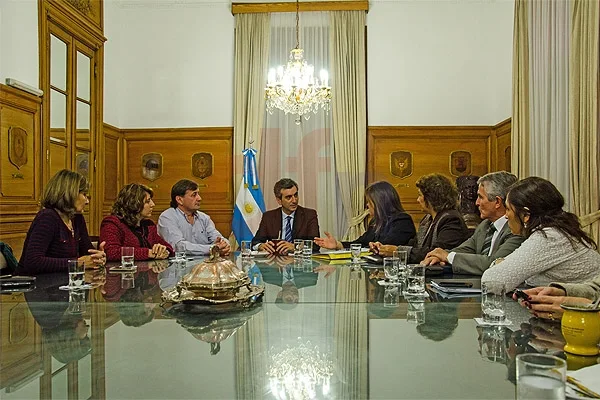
[268,341,333,400]
[265,0,332,123]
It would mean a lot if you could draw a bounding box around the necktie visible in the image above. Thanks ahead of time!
[481,224,496,256]
[284,216,293,242]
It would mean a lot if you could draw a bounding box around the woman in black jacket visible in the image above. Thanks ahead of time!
[315,181,416,249]
[373,173,469,263]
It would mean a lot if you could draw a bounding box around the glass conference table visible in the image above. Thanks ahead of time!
[1,255,597,399]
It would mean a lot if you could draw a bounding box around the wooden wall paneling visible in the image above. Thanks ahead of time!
[232,1,369,14]
[0,84,42,259]
[493,118,511,173]
[45,0,105,43]
[100,123,122,222]
[122,128,234,236]
[367,126,491,224]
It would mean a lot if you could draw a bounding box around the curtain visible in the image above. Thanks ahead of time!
[233,14,270,190]
[235,310,267,398]
[569,0,600,246]
[259,12,340,238]
[330,11,367,241]
[528,0,571,207]
[512,0,530,179]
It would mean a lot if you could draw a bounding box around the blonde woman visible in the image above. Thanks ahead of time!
[18,169,106,274]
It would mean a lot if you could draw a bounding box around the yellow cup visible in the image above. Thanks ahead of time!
[560,304,600,356]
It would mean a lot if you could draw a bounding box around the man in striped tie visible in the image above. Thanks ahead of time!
[252,178,320,255]
[423,171,525,275]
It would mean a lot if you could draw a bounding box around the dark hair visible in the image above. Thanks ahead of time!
[111,183,154,227]
[506,177,597,249]
[170,179,198,208]
[273,178,298,199]
[41,169,89,219]
[415,174,459,213]
[365,181,406,236]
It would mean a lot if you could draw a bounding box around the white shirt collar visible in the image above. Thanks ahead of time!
[492,216,508,232]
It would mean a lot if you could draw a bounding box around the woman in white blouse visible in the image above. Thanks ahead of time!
[481,177,600,291]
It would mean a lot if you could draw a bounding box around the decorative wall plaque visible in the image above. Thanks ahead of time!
[450,151,472,176]
[390,151,413,179]
[66,0,93,15]
[76,153,90,179]
[141,153,163,182]
[192,152,213,179]
[8,126,27,169]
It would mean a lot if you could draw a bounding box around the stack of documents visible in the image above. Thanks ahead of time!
[429,279,482,299]
[312,248,371,261]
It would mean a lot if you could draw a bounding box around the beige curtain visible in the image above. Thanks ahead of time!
[528,0,571,206]
[330,11,367,241]
[233,13,271,190]
[569,0,600,246]
[334,267,367,399]
[511,0,530,178]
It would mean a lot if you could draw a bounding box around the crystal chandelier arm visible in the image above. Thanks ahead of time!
[295,0,300,49]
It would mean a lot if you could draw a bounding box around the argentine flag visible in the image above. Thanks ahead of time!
[232,147,266,246]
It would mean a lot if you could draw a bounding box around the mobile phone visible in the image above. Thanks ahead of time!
[513,289,529,301]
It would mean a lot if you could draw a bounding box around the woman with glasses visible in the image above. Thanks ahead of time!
[18,169,106,274]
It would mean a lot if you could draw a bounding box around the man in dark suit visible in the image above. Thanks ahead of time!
[252,178,320,255]
[423,171,524,275]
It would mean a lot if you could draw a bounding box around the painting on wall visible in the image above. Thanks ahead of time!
[450,151,472,176]
[390,151,413,179]
[141,153,163,182]
[192,152,213,179]
[8,126,27,169]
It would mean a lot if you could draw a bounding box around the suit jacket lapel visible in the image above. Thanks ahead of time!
[273,209,283,238]
[476,220,493,254]
[490,222,509,253]
[292,206,303,237]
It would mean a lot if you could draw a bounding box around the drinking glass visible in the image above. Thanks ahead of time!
[68,258,84,289]
[302,240,313,259]
[481,281,506,324]
[121,247,135,269]
[516,354,566,400]
[121,272,135,289]
[393,249,408,281]
[350,243,362,264]
[406,264,425,295]
[293,239,303,258]
[407,300,425,325]
[175,241,186,261]
[241,240,252,259]
[384,286,399,307]
[383,257,398,283]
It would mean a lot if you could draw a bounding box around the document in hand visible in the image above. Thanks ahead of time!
[430,279,482,294]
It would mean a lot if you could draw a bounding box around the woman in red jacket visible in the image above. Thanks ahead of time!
[100,183,173,262]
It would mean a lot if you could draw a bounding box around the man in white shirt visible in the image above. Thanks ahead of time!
[158,179,230,256]
[423,171,524,275]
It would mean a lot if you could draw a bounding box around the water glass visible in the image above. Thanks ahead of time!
[350,243,362,264]
[384,286,399,307]
[407,300,425,325]
[175,241,186,261]
[393,249,408,280]
[406,264,425,294]
[241,240,252,259]
[68,258,84,288]
[516,354,566,400]
[293,239,303,258]
[121,247,135,269]
[383,257,398,283]
[121,272,135,289]
[481,281,506,324]
[302,240,313,259]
